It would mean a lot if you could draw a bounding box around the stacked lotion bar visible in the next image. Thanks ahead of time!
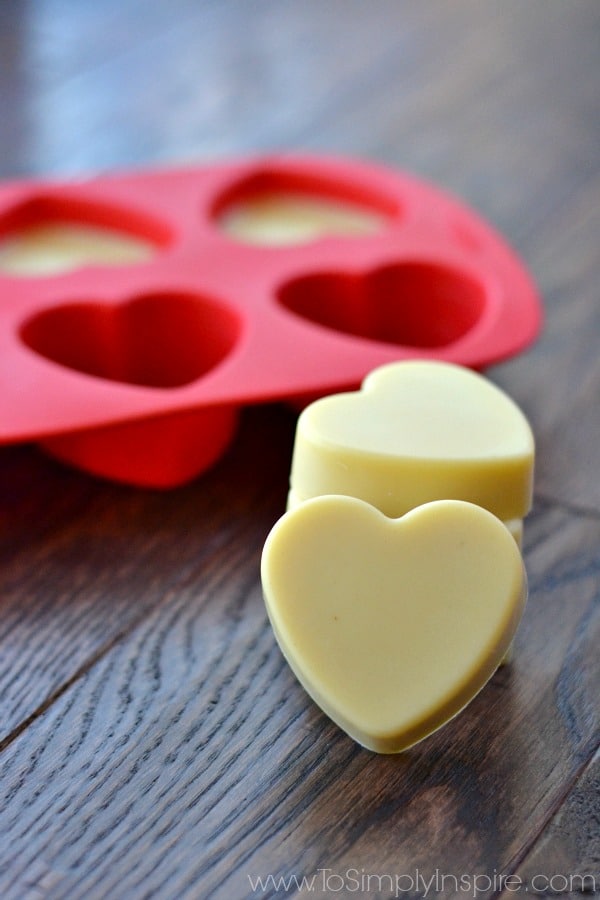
[261,361,535,753]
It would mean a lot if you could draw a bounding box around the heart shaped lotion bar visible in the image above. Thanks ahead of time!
[0,221,155,276]
[262,496,527,753]
[219,192,385,245]
[288,488,524,546]
[290,361,535,522]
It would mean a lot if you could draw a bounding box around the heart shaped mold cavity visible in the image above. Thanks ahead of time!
[277,262,486,348]
[20,291,242,389]
[214,169,397,245]
[0,194,171,276]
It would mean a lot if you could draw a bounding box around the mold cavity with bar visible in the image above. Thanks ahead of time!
[214,169,399,245]
[0,195,172,276]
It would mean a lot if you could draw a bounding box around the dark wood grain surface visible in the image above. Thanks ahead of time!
[0,2,598,898]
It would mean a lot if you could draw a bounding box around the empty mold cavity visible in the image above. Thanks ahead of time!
[21,292,241,389]
[0,194,172,276]
[277,262,486,348]
[214,170,397,245]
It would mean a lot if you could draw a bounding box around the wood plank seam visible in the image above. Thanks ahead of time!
[490,738,600,899]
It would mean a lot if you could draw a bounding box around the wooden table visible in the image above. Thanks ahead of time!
[0,2,598,897]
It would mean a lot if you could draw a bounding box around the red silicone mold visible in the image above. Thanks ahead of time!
[0,154,542,487]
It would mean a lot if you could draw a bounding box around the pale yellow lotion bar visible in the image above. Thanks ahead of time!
[262,496,527,754]
[288,493,523,665]
[219,192,385,245]
[290,360,535,522]
[288,488,524,545]
[0,222,155,276]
